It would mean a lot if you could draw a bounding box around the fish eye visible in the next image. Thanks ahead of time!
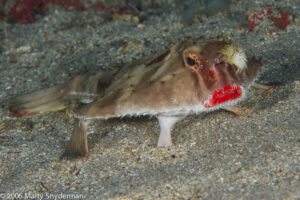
[186,57,196,66]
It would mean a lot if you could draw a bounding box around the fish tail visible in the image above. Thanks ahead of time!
[9,70,114,117]
[9,83,70,117]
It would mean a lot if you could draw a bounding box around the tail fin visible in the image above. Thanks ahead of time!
[9,83,69,117]
[8,71,115,117]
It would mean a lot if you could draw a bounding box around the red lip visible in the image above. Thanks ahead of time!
[204,85,242,108]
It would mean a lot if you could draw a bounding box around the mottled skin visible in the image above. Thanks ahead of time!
[9,39,261,159]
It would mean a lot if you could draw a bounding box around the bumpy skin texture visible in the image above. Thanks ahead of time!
[9,39,262,159]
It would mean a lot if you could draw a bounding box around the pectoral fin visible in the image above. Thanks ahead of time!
[156,115,186,147]
[63,119,90,159]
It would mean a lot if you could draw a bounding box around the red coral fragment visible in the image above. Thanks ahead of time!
[6,0,86,24]
[8,0,47,24]
[65,182,71,186]
[247,7,290,31]
[4,0,143,24]
[270,9,290,29]
[247,8,272,32]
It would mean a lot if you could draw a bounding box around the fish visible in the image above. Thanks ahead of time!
[9,39,262,160]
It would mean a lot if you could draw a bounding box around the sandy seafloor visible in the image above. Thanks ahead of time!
[0,0,299,199]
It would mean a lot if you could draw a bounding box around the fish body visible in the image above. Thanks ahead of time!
[9,39,261,158]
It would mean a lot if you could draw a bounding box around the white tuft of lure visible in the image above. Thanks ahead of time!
[220,45,247,72]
